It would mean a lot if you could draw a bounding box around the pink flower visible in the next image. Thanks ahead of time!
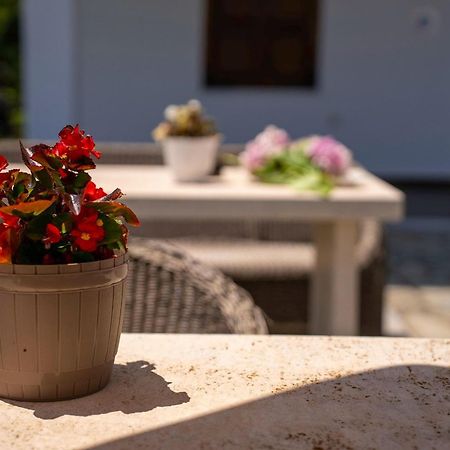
[240,125,290,172]
[305,136,352,176]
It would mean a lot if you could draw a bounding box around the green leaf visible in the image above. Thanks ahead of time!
[254,147,335,196]
[107,240,125,252]
[290,171,334,196]
[100,214,123,245]
[11,171,32,199]
[55,241,71,253]
[31,146,63,170]
[87,201,140,227]
[24,205,57,240]
[34,168,53,189]
[52,212,73,232]
[48,169,64,189]
[73,172,91,190]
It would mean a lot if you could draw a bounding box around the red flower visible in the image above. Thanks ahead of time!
[58,168,69,179]
[84,181,106,201]
[0,227,12,264]
[71,207,105,252]
[0,212,20,230]
[52,142,68,158]
[58,125,101,160]
[45,223,61,244]
[0,211,20,264]
[0,155,10,187]
[0,155,8,171]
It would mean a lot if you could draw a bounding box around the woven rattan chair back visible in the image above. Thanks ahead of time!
[124,239,268,334]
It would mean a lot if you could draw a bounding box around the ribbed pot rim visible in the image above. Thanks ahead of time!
[0,253,127,273]
[0,253,128,292]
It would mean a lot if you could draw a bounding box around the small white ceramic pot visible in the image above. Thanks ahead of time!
[162,135,221,182]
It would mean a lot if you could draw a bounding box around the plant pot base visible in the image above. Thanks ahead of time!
[0,360,114,402]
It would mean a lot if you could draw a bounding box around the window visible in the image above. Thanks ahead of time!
[205,0,319,87]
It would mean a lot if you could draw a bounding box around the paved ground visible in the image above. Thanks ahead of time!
[383,218,450,338]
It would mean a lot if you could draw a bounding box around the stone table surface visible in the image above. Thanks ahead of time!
[1,334,449,450]
[14,164,404,221]
[93,165,404,221]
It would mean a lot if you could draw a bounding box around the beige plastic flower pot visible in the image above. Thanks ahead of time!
[162,134,221,182]
[0,254,128,402]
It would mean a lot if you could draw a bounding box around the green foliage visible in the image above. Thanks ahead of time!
[254,148,335,196]
[0,0,21,137]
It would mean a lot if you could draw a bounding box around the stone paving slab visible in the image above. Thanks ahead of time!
[384,218,450,338]
[384,285,450,338]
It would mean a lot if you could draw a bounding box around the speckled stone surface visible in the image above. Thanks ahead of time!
[1,334,449,450]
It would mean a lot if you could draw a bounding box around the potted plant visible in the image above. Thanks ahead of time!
[152,99,221,182]
[240,125,353,195]
[0,125,139,401]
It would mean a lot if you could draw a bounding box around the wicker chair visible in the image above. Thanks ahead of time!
[134,219,386,335]
[124,238,268,334]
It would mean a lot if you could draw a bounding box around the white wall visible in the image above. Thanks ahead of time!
[21,0,77,135]
[23,0,450,179]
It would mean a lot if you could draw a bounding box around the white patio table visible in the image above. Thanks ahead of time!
[1,334,448,450]
[94,165,404,335]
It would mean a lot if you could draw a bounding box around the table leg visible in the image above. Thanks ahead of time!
[310,220,360,335]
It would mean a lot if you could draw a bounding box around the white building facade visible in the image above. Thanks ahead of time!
[22,0,450,179]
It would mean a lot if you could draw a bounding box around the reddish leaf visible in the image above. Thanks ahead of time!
[20,141,41,171]
[66,156,96,171]
[0,155,8,171]
[30,145,63,170]
[97,188,123,202]
[0,198,56,216]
